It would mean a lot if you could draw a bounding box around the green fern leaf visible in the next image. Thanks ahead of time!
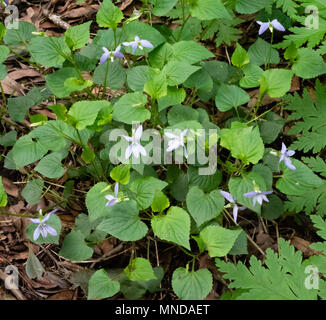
[275,19,326,49]
[302,157,326,178]
[317,41,326,54]
[285,80,326,153]
[216,238,323,299]
[202,18,243,46]
[282,156,326,215]
[274,0,300,18]
[283,183,326,215]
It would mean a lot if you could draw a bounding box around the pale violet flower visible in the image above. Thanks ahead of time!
[123,36,154,54]
[29,209,58,241]
[105,183,120,207]
[244,190,273,206]
[100,45,124,64]
[279,142,296,170]
[165,129,188,159]
[257,19,285,35]
[220,191,246,223]
[121,125,147,159]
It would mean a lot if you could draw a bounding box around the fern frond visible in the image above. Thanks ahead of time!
[285,80,326,153]
[216,238,323,299]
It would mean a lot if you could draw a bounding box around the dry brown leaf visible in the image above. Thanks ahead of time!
[290,236,319,258]
[7,201,25,214]
[29,272,70,290]
[39,21,59,29]
[2,177,19,198]
[99,239,114,255]
[248,89,281,108]
[1,75,25,96]
[256,230,275,252]
[32,76,46,83]
[9,251,29,262]
[59,214,75,223]
[290,75,300,92]
[44,30,64,37]
[32,108,57,120]
[26,198,47,214]
[205,286,219,300]
[120,0,133,11]
[57,0,75,14]
[198,253,220,280]
[63,5,99,18]
[47,290,75,300]
[0,286,16,300]
[8,69,42,81]
[21,7,40,27]
[307,87,316,100]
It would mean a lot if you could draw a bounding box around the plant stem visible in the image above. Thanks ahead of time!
[177,14,191,41]
[102,28,117,99]
[48,37,95,99]
[266,31,274,70]
[70,56,96,100]
[1,116,24,132]
[223,209,266,257]
[102,61,110,99]
[8,32,46,73]
[0,208,37,219]
[177,0,191,41]
[75,129,106,182]
[113,27,117,48]
[178,245,197,259]
[151,98,161,127]
[250,93,264,121]
[191,257,196,271]
[247,106,274,124]
[7,48,46,73]
[234,107,240,119]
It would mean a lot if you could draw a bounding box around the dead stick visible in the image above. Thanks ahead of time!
[223,209,266,257]
[42,9,71,30]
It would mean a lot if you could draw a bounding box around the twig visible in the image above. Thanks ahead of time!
[51,243,126,266]
[223,209,266,257]
[225,45,231,65]
[89,244,127,268]
[42,9,71,30]
[38,244,59,268]
[13,181,87,194]
[258,216,268,234]
[2,116,26,132]
[272,220,280,244]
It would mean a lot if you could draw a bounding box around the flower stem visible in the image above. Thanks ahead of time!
[177,0,191,41]
[151,98,163,128]
[101,29,117,100]
[0,208,37,219]
[101,61,110,99]
[48,37,95,100]
[75,128,107,182]
[247,106,274,124]
[250,93,264,121]
[266,31,274,70]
